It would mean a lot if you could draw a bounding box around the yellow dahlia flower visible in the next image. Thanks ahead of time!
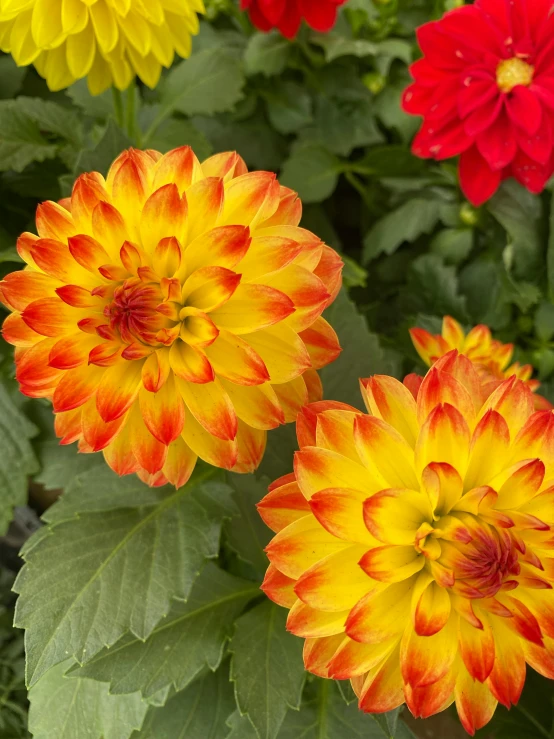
[410,315,550,408]
[0,0,203,94]
[0,146,342,487]
[260,351,554,735]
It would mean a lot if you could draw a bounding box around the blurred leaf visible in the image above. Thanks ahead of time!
[244,32,292,76]
[230,601,305,739]
[535,302,554,344]
[363,197,442,263]
[138,110,213,160]
[158,46,245,122]
[0,385,38,535]
[66,79,114,119]
[265,81,312,135]
[224,473,271,575]
[15,469,236,686]
[0,57,26,99]
[135,663,236,738]
[281,145,341,203]
[547,190,554,302]
[0,101,58,172]
[488,180,543,281]
[16,97,82,148]
[313,93,383,157]
[357,145,427,178]
[71,564,258,701]
[74,119,131,176]
[28,660,146,739]
[321,290,401,408]
[430,228,473,266]
[406,254,469,322]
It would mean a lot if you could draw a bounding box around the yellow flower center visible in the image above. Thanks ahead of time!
[496,57,534,93]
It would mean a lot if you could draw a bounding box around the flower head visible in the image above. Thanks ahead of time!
[402,0,554,205]
[240,0,346,39]
[0,146,342,487]
[260,351,554,735]
[0,0,204,94]
[410,315,550,409]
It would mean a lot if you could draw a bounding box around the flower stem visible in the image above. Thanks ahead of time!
[126,79,139,145]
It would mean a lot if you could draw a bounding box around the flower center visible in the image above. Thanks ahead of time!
[496,57,534,93]
[105,279,168,346]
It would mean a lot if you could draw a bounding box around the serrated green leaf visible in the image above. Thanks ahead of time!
[74,119,131,176]
[280,145,341,204]
[406,254,469,322]
[66,79,114,119]
[224,474,271,575]
[16,97,82,148]
[153,46,245,137]
[28,660,147,739]
[321,290,401,408]
[278,680,396,739]
[14,469,236,686]
[138,110,212,160]
[311,31,377,62]
[226,710,259,738]
[70,564,258,701]
[0,385,38,535]
[313,94,383,158]
[230,601,305,739]
[265,81,312,135]
[34,439,104,492]
[134,663,236,739]
[0,100,57,172]
[363,198,442,263]
[244,33,291,77]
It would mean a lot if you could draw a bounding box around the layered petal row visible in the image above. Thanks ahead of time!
[0,0,204,94]
[0,146,343,487]
[260,351,554,735]
[410,315,550,410]
[402,0,554,205]
[240,0,347,39]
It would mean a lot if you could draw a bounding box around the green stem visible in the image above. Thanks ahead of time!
[345,171,373,211]
[112,87,125,129]
[126,79,138,145]
[513,704,550,739]
[316,679,329,739]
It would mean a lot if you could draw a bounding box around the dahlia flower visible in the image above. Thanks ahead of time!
[0,0,203,94]
[402,0,554,205]
[260,351,554,734]
[240,0,346,39]
[0,147,342,487]
[410,315,551,410]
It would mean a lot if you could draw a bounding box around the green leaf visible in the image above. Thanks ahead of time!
[34,439,104,492]
[0,100,58,172]
[280,145,341,204]
[0,385,38,535]
[224,474,271,575]
[28,660,147,739]
[14,469,236,686]
[321,290,401,408]
[74,119,131,176]
[230,601,305,739]
[547,190,554,302]
[311,31,377,62]
[226,710,259,738]
[313,94,383,158]
[278,680,401,738]
[535,302,554,344]
[406,254,469,322]
[16,97,83,148]
[66,79,114,120]
[0,57,26,99]
[363,198,442,263]
[430,228,473,266]
[265,81,312,135]
[71,564,258,701]
[244,33,292,76]
[135,663,236,739]
[138,111,212,160]
[488,180,543,282]
[153,46,245,137]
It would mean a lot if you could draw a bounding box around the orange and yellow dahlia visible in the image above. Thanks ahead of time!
[410,315,550,409]
[0,0,203,94]
[0,146,342,487]
[260,351,554,735]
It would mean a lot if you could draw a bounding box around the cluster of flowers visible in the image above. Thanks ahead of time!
[1,0,554,735]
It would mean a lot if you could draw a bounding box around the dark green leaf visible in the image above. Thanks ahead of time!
[265,81,312,135]
[34,440,104,492]
[74,119,131,176]
[135,663,237,739]
[430,229,473,266]
[406,254,469,322]
[138,112,212,160]
[0,100,58,172]
[230,601,305,739]
[71,564,257,700]
[0,57,26,100]
[14,469,236,686]
[224,473,272,575]
[244,33,292,76]
[28,660,147,739]
[280,145,341,204]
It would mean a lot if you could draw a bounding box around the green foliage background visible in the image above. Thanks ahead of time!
[1,0,554,737]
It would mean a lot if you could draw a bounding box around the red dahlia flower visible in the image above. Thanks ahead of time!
[240,0,347,39]
[402,0,554,206]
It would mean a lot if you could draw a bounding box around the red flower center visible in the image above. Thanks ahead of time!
[496,57,534,93]
[105,279,167,345]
